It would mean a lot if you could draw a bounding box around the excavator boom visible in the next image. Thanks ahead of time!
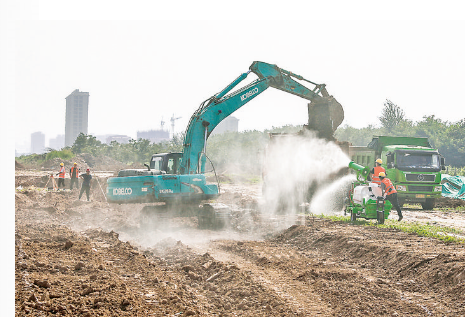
[180,61,344,175]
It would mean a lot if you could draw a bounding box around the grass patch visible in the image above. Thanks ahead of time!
[46,149,74,160]
[375,220,465,243]
[436,205,465,212]
[315,214,465,244]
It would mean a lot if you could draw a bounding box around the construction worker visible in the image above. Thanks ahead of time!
[56,163,66,189]
[69,162,80,190]
[378,172,403,221]
[79,168,92,201]
[370,158,386,185]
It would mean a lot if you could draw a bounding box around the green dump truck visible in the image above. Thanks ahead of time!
[349,136,445,209]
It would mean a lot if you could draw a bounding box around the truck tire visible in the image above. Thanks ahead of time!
[421,198,435,210]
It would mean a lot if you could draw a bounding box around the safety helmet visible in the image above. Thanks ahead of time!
[86,168,90,172]
[376,159,382,165]
[74,162,77,165]
[378,172,386,178]
[60,163,64,166]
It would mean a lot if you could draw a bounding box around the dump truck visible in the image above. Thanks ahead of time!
[349,136,445,209]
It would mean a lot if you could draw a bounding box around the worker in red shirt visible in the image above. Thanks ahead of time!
[379,172,403,221]
[56,162,66,189]
[370,158,386,185]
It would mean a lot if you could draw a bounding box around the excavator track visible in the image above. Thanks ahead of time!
[139,203,231,230]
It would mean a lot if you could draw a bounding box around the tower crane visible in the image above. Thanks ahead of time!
[170,114,182,138]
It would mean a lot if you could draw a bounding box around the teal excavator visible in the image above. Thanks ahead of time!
[106,61,344,228]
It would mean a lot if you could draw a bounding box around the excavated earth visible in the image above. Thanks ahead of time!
[14,169,465,316]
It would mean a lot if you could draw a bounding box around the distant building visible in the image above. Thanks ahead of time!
[94,134,132,144]
[211,116,239,135]
[137,129,170,144]
[65,89,89,147]
[49,134,65,150]
[31,132,45,154]
[94,134,110,144]
[106,135,131,144]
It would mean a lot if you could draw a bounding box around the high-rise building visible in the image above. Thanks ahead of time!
[65,89,89,147]
[31,131,45,154]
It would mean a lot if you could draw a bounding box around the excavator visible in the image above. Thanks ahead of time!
[106,61,344,228]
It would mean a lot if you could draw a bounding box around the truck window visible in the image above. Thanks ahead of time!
[396,152,440,171]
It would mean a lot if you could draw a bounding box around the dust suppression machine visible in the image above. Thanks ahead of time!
[345,161,391,224]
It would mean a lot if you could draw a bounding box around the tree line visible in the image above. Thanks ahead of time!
[17,100,464,173]
[335,99,465,168]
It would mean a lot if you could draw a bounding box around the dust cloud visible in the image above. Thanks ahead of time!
[261,130,351,220]
[71,131,354,252]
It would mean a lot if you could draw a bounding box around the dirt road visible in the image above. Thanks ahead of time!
[15,172,465,316]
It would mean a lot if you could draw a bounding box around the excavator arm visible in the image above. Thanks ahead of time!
[180,61,344,175]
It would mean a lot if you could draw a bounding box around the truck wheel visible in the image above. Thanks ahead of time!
[421,199,435,210]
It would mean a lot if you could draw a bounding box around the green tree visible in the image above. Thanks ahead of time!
[440,119,465,167]
[71,133,105,155]
[414,115,447,148]
[379,99,406,133]
[335,124,382,146]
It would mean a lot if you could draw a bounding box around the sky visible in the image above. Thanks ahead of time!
[4,2,465,154]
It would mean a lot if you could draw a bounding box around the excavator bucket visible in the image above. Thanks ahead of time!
[307,96,344,140]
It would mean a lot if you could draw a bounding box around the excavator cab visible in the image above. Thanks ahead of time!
[150,153,182,174]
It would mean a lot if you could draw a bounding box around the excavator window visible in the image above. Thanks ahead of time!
[167,157,180,174]
[151,156,164,171]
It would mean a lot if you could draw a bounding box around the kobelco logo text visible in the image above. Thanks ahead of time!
[240,87,259,101]
[113,188,132,195]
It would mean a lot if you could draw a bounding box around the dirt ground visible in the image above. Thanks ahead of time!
[14,169,465,316]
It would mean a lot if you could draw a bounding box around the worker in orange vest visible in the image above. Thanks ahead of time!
[56,162,66,189]
[378,172,403,221]
[370,158,386,185]
[69,162,80,190]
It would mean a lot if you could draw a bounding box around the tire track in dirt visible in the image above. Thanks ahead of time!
[199,242,333,316]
